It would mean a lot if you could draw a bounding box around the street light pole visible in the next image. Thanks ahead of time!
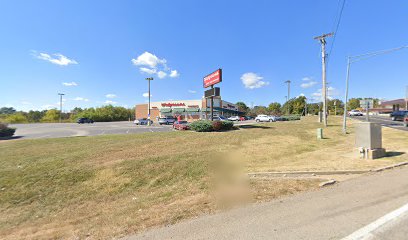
[58,93,65,123]
[145,77,154,126]
[342,57,351,134]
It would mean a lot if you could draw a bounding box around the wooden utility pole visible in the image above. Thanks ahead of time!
[314,33,333,127]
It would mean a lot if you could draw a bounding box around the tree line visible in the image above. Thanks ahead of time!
[235,97,380,117]
[0,105,134,123]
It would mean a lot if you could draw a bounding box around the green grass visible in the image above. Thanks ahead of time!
[1,116,407,239]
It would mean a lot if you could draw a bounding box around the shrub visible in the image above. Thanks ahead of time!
[212,121,223,131]
[5,113,28,123]
[189,120,213,132]
[281,115,301,121]
[0,122,16,137]
[221,121,234,130]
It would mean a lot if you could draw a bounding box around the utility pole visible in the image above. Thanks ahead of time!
[145,77,154,126]
[314,32,333,127]
[58,93,65,123]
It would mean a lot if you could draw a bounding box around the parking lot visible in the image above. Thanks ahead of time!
[9,121,174,139]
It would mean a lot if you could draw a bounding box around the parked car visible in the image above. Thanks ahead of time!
[77,118,94,124]
[158,116,176,125]
[228,116,240,121]
[244,116,254,120]
[239,116,246,121]
[173,120,190,130]
[255,115,275,122]
[348,110,363,116]
[404,116,408,127]
[390,110,408,121]
[134,118,153,125]
[208,116,229,121]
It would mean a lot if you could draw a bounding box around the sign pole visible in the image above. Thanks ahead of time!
[210,86,214,121]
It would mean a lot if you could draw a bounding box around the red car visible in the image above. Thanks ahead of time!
[173,120,190,130]
[239,117,246,121]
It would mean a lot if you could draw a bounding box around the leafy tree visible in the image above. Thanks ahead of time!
[4,113,28,123]
[248,106,268,116]
[347,98,361,110]
[41,109,61,122]
[0,107,16,115]
[27,110,46,122]
[327,99,344,115]
[281,96,306,115]
[306,103,320,115]
[268,102,281,115]
[236,102,249,114]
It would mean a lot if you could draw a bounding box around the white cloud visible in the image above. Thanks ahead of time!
[169,70,179,78]
[241,72,269,89]
[104,100,117,104]
[157,71,167,79]
[298,93,305,97]
[62,82,78,87]
[131,51,179,79]
[105,94,117,98]
[33,51,78,66]
[188,90,197,94]
[302,77,313,81]
[73,97,89,102]
[21,101,32,105]
[139,67,157,75]
[41,104,55,110]
[311,87,339,101]
[300,81,317,88]
[142,92,152,98]
[131,52,166,68]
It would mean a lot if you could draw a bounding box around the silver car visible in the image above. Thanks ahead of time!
[134,118,153,125]
[158,116,176,125]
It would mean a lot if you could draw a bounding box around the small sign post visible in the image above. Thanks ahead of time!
[360,99,374,122]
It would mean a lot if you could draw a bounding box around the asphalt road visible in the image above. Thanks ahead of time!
[125,166,408,240]
[9,122,173,139]
[351,115,408,131]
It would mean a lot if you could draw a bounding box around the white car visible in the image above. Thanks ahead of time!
[255,115,275,122]
[134,118,153,125]
[348,110,363,116]
[228,116,240,121]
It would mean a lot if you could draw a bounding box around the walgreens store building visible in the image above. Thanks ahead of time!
[135,97,243,121]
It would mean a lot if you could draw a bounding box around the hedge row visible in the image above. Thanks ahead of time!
[189,120,234,132]
[280,115,301,121]
[0,123,16,137]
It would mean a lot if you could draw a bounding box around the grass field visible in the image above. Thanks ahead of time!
[1,116,407,239]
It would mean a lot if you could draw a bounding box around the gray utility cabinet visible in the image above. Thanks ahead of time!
[355,122,382,149]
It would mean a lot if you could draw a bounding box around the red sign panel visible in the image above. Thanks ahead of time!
[161,103,186,107]
[203,69,222,88]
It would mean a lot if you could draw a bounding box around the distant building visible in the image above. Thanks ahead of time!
[379,98,407,112]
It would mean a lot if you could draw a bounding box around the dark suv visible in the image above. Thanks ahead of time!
[77,118,94,124]
[390,111,408,121]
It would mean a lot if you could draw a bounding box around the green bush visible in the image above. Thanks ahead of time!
[4,113,28,123]
[281,115,301,121]
[0,122,16,137]
[189,120,213,132]
[212,121,223,131]
[221,121,234,130]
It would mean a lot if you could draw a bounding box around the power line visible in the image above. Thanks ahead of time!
[328,0,346,59]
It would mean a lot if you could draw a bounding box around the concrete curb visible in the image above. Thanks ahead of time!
[373,161,408,172]
[248,162,408,178]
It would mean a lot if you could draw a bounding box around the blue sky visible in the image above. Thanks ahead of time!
[1,0,407,111]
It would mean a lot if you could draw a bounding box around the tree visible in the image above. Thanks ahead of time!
[268,102,281,115]
[5,113,28,123]
[327,99,344,115]
[281,96,306,115]
[27,110,46,122]
[236,102,249,114]
[41,109,60,122]
[0,107,16,115]
[347,98,361,110]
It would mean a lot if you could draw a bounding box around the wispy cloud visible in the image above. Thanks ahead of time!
[21,101,32,105]
[311,87,339,101]
[241,72,269,89]
[188,90,197,94]
[142,92,152,98]
[300,81,317,88]
[62,82,78,87]
[105,100,117,104]
[131,51,179,79]
[73,97,89,102]
[33,51,78,66]
[105,94,117,98]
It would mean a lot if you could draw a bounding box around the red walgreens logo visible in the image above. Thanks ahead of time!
[203,69,222,88]
[161,103,186,107]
